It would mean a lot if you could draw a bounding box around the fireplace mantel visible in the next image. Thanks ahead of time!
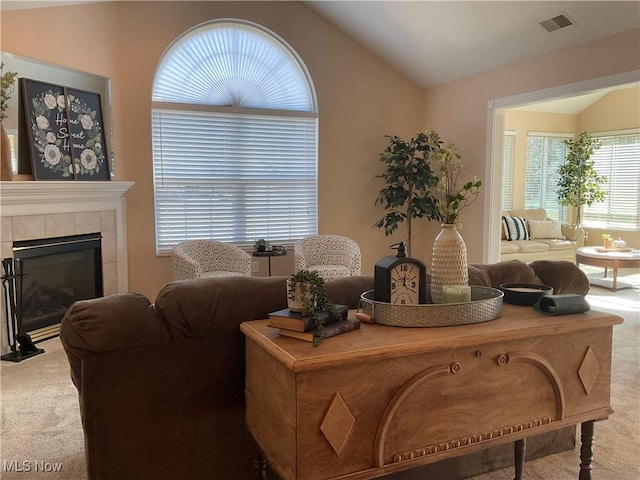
[1,181,134,215]
[1,180,133,293]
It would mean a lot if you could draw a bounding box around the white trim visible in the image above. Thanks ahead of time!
[485,69,640,263]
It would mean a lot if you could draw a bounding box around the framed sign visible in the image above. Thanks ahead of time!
[66,88,110,180]
[20,78,73,180]
[20,79,110,181]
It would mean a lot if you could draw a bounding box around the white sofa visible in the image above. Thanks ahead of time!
[500,208,585,263]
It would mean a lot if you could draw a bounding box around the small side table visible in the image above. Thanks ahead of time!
[252,249,287,276]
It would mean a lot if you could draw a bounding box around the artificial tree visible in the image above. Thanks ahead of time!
[373,130,441,256]
[556,131,606,225]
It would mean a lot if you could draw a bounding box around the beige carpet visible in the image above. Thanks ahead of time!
[0,274,638,480]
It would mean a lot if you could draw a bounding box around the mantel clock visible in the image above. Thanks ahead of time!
[374,242,426,304]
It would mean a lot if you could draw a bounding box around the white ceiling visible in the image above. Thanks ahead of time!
[3,1,639,112]
[306,1,640,88]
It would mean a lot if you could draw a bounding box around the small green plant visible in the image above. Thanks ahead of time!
[287,269,339,346]
[557,132,606,225]
[1,63,18,123]
[253,238,269,251]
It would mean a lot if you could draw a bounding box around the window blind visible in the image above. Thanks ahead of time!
[152,108,318,254]
[151,19,318,254]
[583,132,640,231]
[525,134,569,221]
[502,131,515,210]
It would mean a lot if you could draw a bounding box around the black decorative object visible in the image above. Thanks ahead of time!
[20,78,110,181]
[1,258,44,362]
[499,283,553,306]
[374,242,426,304]
[535,294,591,315]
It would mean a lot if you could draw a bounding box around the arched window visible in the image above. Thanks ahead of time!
[151,19,318,254]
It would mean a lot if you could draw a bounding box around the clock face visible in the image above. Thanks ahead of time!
[390,262,420,304]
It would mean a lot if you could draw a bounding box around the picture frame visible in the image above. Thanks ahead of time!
[20,78,74,180]
[20,79,111,181]
[65,87,110,181]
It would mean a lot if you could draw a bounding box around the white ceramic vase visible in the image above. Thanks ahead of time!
[286,279,315,312]
[430,224,469,304]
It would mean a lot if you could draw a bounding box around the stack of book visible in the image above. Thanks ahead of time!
[267,304,360,342]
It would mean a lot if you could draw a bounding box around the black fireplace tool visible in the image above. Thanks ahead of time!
[1,257,44,362]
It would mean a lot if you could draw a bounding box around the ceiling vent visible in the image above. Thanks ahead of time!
[539,13,575,33]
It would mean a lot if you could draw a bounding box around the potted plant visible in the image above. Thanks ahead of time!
[1,62,18,181]
[556,131,606,226]
[286,269,339,346]
[253,238,269,252]
[373,130,441,256]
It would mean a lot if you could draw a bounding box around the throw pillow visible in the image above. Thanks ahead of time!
[502,216,530,241]
[528,220,565,239]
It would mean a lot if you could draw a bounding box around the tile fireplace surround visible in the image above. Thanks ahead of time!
[0,180,133,354]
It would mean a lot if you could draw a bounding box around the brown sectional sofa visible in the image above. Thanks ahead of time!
[501,208,585,263]
[60,260,589,480]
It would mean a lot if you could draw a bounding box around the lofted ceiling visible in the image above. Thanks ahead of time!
[3,1,639,112]
[305,1,640,88]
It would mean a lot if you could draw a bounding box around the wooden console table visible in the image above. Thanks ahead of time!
[241,304,622,480]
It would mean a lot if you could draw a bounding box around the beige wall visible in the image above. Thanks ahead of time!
[422,29,640,264]
[2,4,639,298]
[2,1,424,299]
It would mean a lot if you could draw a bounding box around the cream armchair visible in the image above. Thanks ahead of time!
[172,240,252,280]
[294,234,361,281]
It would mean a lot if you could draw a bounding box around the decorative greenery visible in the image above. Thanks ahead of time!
[287,269,339,346]
[1,63,18,123]
[430,135,482,225]
[557,132,606,225]
[373,130,440,256]
[602,233,613,248]
[373,129,482,253]
[253,238,269,251]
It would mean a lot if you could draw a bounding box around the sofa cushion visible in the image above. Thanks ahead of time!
[508,208,548,221]
[528,220,564,239]
[535,239,576,250]
[155,276,288,341]
[515,240,549,253]
[500,242,521,254]
[502,216,530,240]
[468,260,541,288]
[529,260,589,295]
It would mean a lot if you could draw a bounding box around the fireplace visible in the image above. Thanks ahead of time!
[0,180,133,356]
[10,233,103,342]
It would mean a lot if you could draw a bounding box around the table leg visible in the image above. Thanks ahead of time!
[267,256,272,276]
[514,438,526,480]
[253,439,267,480]
[612,262,618,291]
[579,420,595,480]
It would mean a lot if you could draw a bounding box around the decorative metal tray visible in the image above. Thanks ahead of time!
[359,286,503,327]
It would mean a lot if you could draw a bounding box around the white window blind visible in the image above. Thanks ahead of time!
[502,131,515,210]
[151,19,318,254]
[525,133,570,221]
[583,132,640,231]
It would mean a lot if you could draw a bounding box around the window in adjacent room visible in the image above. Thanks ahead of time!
[151,19,318,254]
[502,130,516,211]
[583,130,640,231]
[524,132,571,221]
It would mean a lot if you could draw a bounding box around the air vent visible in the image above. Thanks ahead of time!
[539,13,575,32]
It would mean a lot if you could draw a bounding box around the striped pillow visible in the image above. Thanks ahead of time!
[502,216,530,241]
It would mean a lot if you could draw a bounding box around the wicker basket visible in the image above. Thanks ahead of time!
[359,286,503,327]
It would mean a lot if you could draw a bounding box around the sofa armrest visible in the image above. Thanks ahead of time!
[561,223,585,245]
[60,293,171,391]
